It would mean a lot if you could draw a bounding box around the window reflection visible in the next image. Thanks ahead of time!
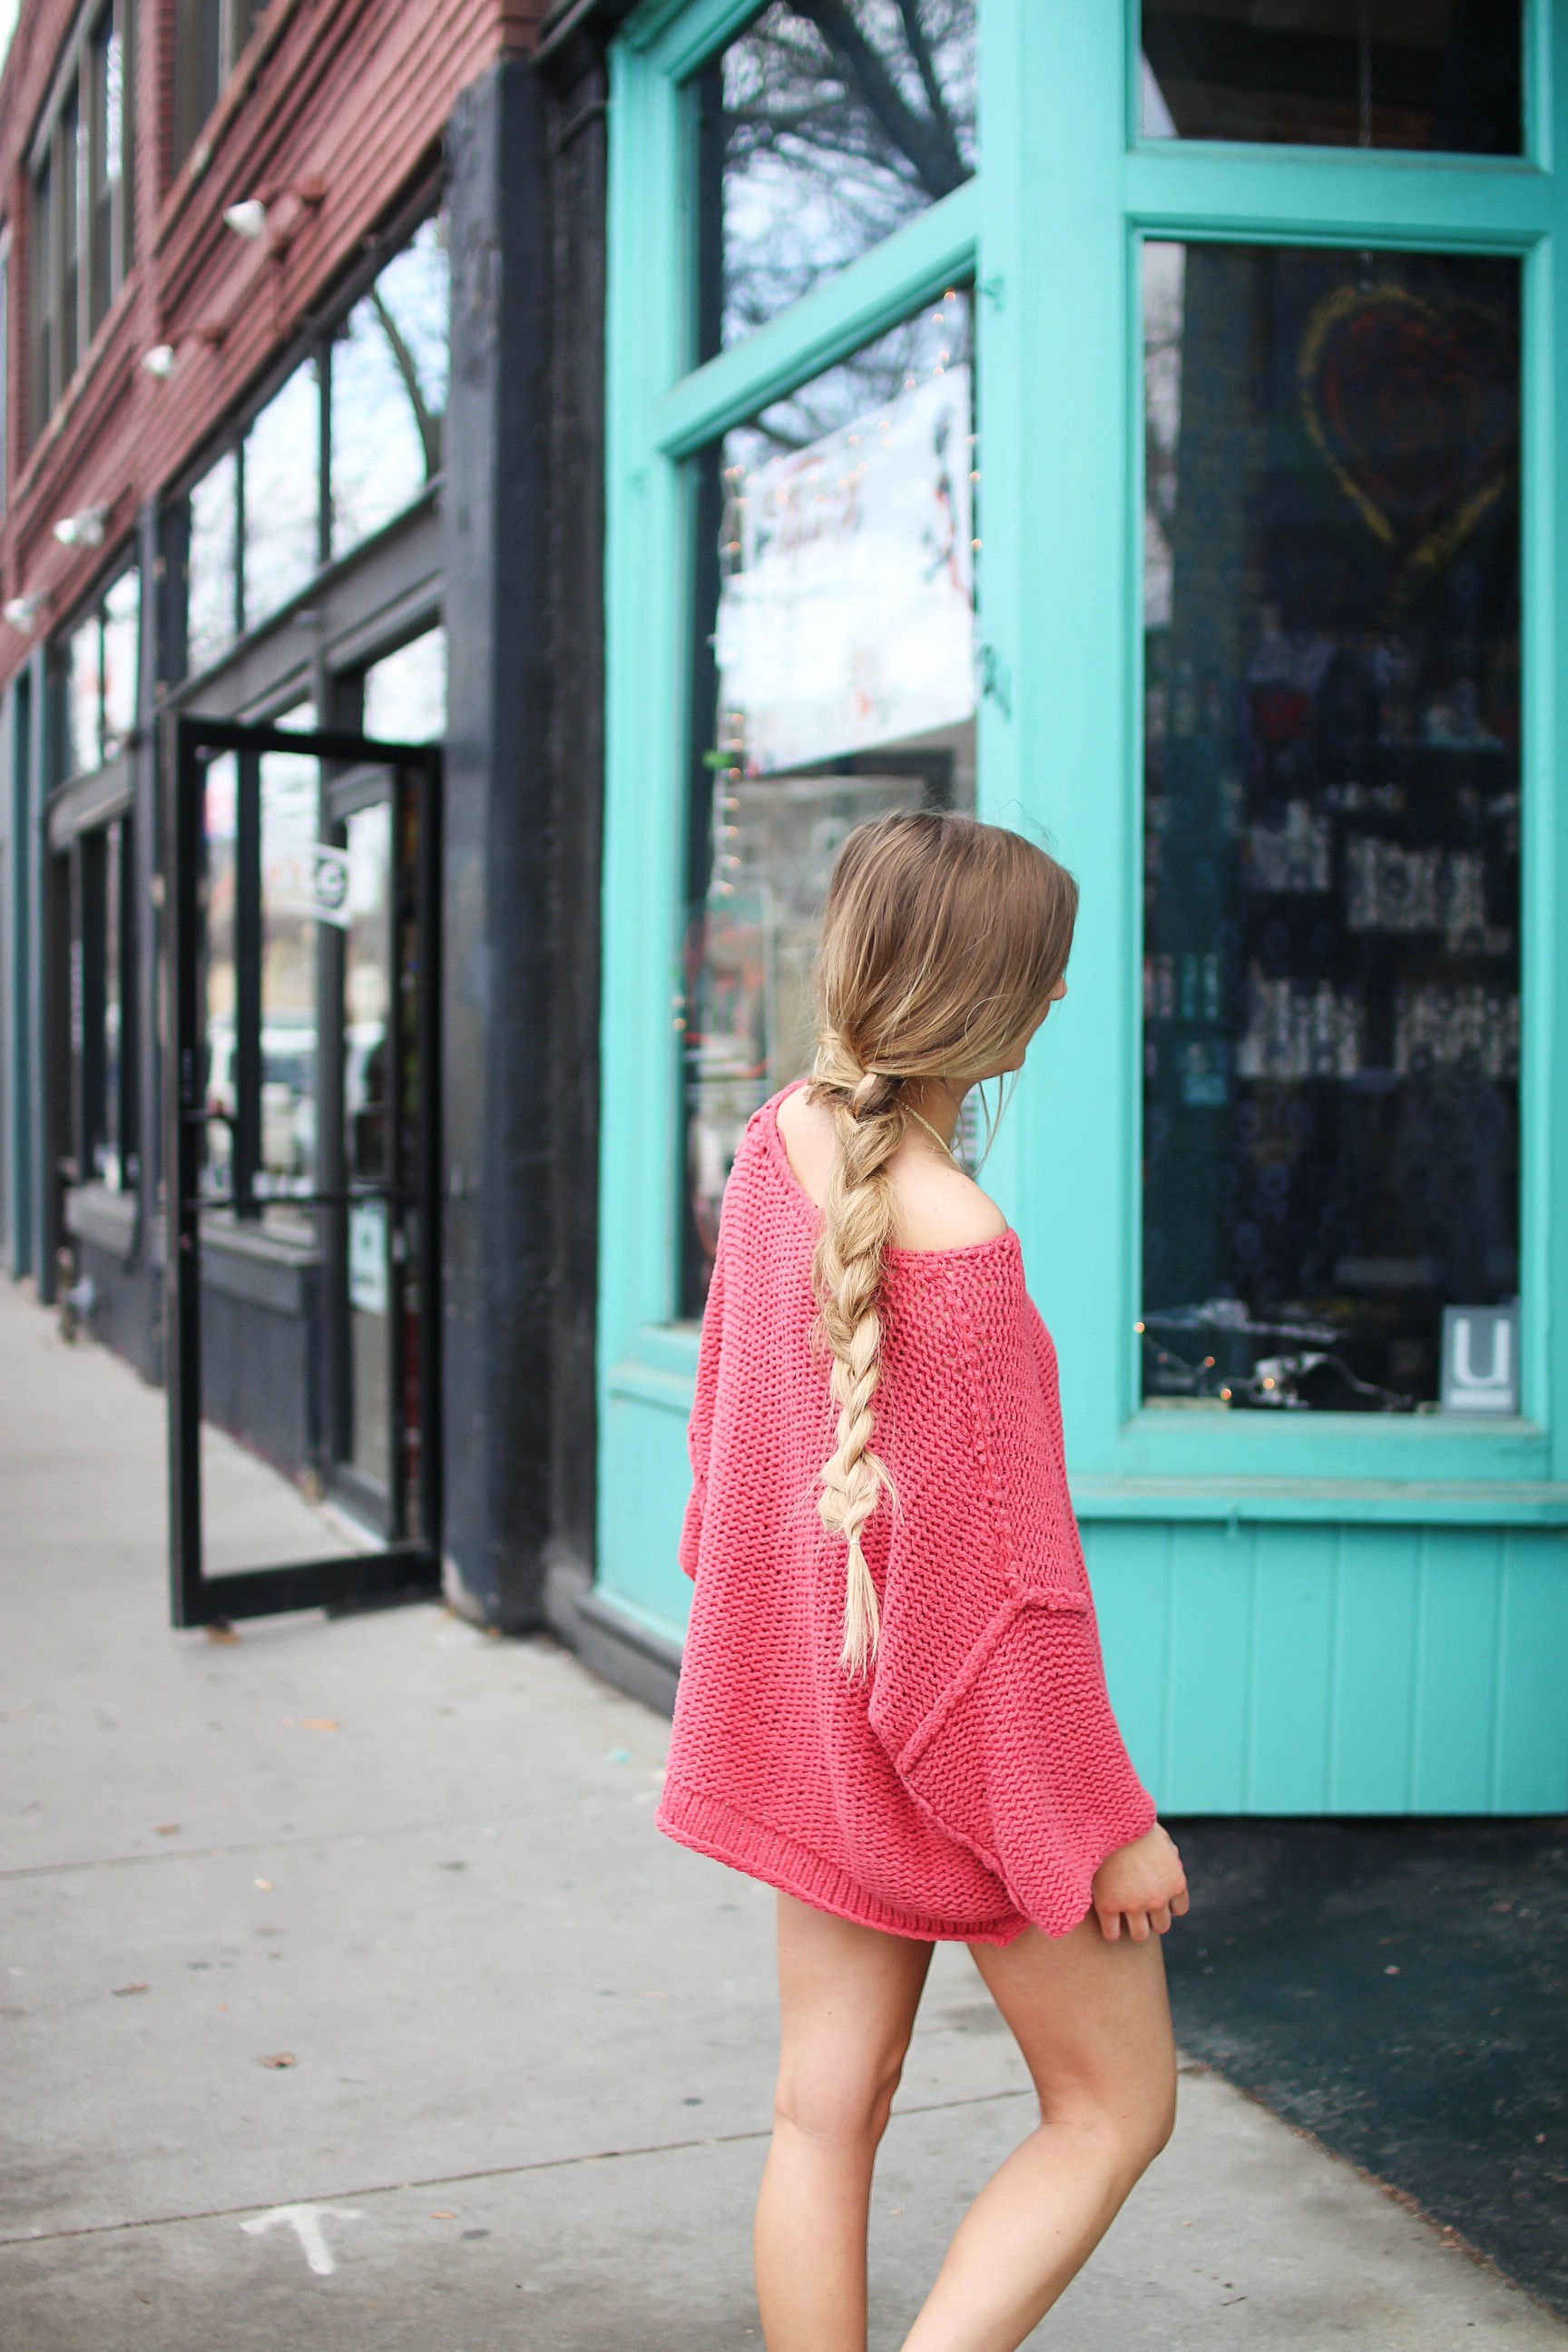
[201,752,239,1200]
[330,217,449,555]
[63,564,139,778]
[363,626,446,743]
[682,294,976,1309]
[344,800,394,1491]
[692,1,975,358]
[244,362,321,626]
[1142,242,1520,1413]
[188,451,239,674]
[1141,1,1521,153]
[259,749,321,1203]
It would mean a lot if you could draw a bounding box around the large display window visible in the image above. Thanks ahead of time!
[600,0,1568,1809]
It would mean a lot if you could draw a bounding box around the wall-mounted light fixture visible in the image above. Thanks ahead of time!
[53,504,110,549]
[142,343,178,378]
[3,591,53,632]
[222,198,268,241]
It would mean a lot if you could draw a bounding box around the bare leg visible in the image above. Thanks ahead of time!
[900,1915,1177,2352]
[755,1892,934,2352]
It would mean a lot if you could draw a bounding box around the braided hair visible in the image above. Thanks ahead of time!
[805,810,1078,1675]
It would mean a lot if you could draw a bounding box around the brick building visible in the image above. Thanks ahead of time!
[0,0,629,1661]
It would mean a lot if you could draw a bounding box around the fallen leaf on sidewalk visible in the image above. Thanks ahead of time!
[152,1823,181,1836]
[205,1624,240,1645]
[112,1981,149,1997]
[254,1878,272,1891]
[431,2210,456,2220]
[299,1718,341,1731]
[260,2053,297,2069]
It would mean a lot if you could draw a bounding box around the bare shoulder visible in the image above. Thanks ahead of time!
[888,1150,1009,1252]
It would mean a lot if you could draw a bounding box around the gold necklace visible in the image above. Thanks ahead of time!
[906,1104,961,1165]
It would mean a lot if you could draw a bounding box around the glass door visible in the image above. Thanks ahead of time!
[165,714,441,1627]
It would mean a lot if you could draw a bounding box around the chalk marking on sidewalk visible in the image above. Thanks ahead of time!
[240,2204,364,2276]
[0,2086,1036,2249]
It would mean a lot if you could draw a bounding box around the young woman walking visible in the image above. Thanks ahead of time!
[658,809,1189,2351]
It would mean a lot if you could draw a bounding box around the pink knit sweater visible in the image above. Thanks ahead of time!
[656,1085,1155,1944]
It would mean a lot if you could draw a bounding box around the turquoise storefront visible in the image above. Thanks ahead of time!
[594,0,1568,1812]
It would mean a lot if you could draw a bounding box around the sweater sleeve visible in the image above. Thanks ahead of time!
[677,1235,726,1579]
[867,1257,1155,1937]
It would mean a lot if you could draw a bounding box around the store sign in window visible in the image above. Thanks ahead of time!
[1142,242,1520,1414]
[691,0,975,358]
[1141,0,1521,153]
[681,295,976,1309]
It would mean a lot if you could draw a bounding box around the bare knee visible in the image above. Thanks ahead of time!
[1054,2063,1177,2187]
[774,2045,906,2151]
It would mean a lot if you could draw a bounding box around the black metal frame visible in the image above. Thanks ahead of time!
[165,712,443,1627]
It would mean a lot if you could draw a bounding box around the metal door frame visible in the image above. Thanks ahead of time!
[165,712,442,1627]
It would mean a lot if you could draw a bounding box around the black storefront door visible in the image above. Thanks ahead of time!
[165,716,442,1627]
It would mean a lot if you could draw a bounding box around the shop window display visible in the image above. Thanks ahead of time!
[681,292,976,1310]
[1141,0,1521,153]
[75,816,134,1191]
[691,0,975,358]
[1141,240,1520,1412]
[330,219,449,556]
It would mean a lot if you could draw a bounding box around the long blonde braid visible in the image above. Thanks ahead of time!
[808,1040,906,1675]
[803,810,1080,1678]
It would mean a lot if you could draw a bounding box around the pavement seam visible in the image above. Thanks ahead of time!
[0,2086,1035,2250]
[0,1807,615,1881]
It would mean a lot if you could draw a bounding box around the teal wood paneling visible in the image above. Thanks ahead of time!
[602,1392,697,1640]
[1245,1526,1338,1812]
[1328,1533,1421,1812]
[1160,1524,1253,1812]
[1079,1521,1171,1793]
[1411,1531,1504,1811]
[1493,1533,1568,1809]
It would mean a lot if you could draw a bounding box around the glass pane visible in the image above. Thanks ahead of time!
[243,361,321,627]
[201,753,238,1200]
[363,627,446,742]
[329,217,449,557]
[187,450,238,674]
[681,293,977,1310]
[259,749,320,1205]
[693,1,976,359]
[344,800,394,1492]
[61,86,80,383]
[99,818,122,1187]
[64,610,102,779]
[102,567,139,755]
[1142,242,1520,1415]
[1141,2,1521,153]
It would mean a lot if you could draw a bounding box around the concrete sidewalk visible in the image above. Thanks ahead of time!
[1,1281,1563,2350]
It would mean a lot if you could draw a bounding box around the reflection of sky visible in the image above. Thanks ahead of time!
[188,451,238,674]
[102,569,139,752]
[331,219,449,557]
[245,363,320,627]
[364,626,446,743]
[719,0,975,346]
[66,616,100,779]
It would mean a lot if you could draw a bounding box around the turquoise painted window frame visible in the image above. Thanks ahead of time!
[602,0,1568,1642]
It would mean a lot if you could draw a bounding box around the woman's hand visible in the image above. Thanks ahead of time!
[1091,1823,1189,1945]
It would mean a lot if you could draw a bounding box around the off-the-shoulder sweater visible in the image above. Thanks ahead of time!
[655,1084,1155,1944]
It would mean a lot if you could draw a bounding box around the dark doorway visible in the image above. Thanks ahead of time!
[164,714,441,1626]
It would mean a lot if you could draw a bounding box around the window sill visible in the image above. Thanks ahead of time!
[1071,1474,1568,1528]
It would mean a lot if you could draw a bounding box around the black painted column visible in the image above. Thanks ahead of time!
[440,61,554,1628]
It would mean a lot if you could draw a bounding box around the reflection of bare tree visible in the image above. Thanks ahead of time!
[715,1,975,346]
[370,288,442,480]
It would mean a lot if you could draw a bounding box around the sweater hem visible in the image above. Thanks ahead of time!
[656,1777,1028,1947]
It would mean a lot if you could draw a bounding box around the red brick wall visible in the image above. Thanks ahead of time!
[0,0,543,691]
